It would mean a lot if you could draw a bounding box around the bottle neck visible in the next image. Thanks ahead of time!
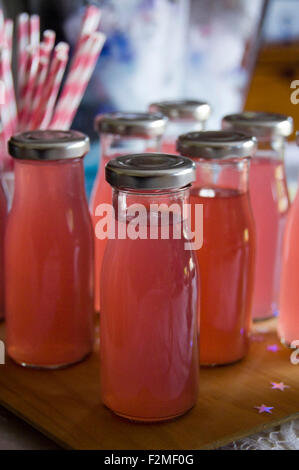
[13,158,86,205]
[164,120,206,142]
[112,187,190,223]
[254,136,286,161]
[100,133,162,160]
[192,157,250,194]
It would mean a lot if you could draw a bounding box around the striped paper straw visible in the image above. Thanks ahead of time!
[4,19,14,63]
[42,29,56,51]
[50,32,106,130]
[80,5,102,38]
[39,54,68,129]
[0,47,17,136]
[28,42,69,129]
[73,5,102,55]
[54,41,70,58]
[30,14,40,47]
[27,43,51,129]
[0,49,12,142]
[18,46,39,129]
[31,51,68,130]
[0,10,4,46]
[17,13,30,99]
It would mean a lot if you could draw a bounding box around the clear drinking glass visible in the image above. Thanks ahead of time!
[222,112,293,321]
[90,112,167,313]
[6,130,94,368]
[177,131,256,366]
[100,153,199,421]
[149,100,211,154]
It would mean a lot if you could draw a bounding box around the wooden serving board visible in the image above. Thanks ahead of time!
[0,319,298,450]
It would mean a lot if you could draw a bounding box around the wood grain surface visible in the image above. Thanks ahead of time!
[245,42,299,138]
[0,319,298,450]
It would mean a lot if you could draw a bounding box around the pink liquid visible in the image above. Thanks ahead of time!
[100,214,199,421]
[91,148,160,312]
[249,157,289,320]
[90,155,112,313]
[278,190,299,345]
[0,182,7,320]
[190,187,255,365]
[6,159,94,368]
[161,140,177,154]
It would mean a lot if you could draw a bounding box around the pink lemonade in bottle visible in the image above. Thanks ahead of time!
[91,113,167,313]
[279,132,299,346]
[222,112,293,320]
[178,131,256,365]
[0,180,6,320]
[249,157,289,319]
[6,131,94,368]
[149,100,211,156]
[100,153,199,421]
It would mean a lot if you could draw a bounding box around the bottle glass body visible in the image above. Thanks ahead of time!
[5,158,94,368]
[278,181,299,346]
[0,178,7,320]
[249,137,289,320]
[100,187,199,421]
[90,133,162,313]
[189,157,255,365]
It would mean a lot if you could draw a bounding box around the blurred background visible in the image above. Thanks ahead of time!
[1,0,299,194]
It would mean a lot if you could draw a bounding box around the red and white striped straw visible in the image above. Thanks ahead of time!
[0,47,18,136]
[0,82,9,158]
[54,41,70,58]
[27,43,51,129]
[30,14,40,47]
[0,10,4,47]
[80,5,102,38]
[42,29,56,51]
[4,19,14,63]
[0,49,13,141]
[38,53,68,129]
[27,41,68,130]
[73,5,102,56]
[31,51,68,130]
[17,13,30,99]
[18,45,39,130]
[50,31,106,130]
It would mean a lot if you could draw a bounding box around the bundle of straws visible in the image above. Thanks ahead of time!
[0,5,106,155]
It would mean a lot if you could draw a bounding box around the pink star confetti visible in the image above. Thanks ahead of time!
[271,382,290,391]
[267,344,281,352]
[254,404,274,414]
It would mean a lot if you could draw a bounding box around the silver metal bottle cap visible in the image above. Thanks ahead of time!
[222,112,293,138]
[177,131,257,159]
[105,153,196,190]
[149,100,211,122]
[94,112,167,138]
[8,130,90,161]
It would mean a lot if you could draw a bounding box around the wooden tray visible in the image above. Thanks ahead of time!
[0,319,298,450]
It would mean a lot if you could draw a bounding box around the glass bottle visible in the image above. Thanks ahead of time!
[91,112,167,313]
[6,130,94,368]
[279,132,299,346]
[0,177,6,321]
[100,153,199,421]
[177,131,256,366]
[149,100,211,154]
[222,112,293,321]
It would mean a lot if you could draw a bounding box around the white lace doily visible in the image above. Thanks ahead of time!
[222,419,299,450]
